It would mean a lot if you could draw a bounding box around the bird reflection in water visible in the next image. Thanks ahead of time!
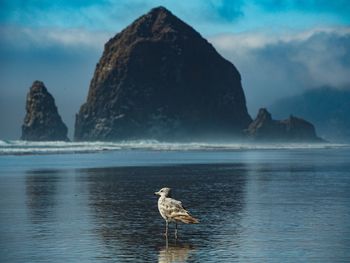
[158,236,195,263]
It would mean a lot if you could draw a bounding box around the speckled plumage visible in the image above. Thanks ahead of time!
[155,187,198,237]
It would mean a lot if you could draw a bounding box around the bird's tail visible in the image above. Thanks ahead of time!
[174,213,199,224]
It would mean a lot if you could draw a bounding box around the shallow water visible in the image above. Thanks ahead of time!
[1,148,350,262]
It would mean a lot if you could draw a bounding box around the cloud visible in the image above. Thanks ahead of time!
[206,0,244,22]
[0,25,110,49]
[210,27,350,114]
[0,26,105,139]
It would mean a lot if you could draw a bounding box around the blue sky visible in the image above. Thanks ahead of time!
[1,0,349,33]
[0,0,350,139]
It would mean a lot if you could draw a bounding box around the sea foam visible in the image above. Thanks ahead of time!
[0,140,348,155]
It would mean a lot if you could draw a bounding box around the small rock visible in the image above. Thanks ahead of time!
[245,108,323,142]
[21,81,69,141]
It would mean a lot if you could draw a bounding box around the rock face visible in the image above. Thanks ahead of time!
[74,6,251,141]
[21,81,69,141]
[245,108,323,142]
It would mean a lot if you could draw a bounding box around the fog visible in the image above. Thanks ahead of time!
[1,27,350,140]
[0,28,105,139]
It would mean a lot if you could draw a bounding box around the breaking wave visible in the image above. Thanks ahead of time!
[0,140,348,155]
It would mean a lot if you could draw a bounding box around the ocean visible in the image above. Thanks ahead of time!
[1,140,350,262]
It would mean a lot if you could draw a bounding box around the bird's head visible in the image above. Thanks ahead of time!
[154,187,171,197]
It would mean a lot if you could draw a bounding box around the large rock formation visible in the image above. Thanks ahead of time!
[245,108,323,142]
[21,81,69,141]
[74,6,251,141]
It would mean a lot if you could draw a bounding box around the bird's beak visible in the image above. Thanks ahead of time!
[154,191,159,196]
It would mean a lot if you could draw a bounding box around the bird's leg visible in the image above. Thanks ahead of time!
[165,233,169,251]
[175,222,178,240]
[164,220,168,237]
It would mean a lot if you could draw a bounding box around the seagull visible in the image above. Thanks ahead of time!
[155,187,198,238]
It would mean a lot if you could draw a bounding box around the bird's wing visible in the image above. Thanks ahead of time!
[164,198,189,215]
[164,197,199,224]
[168,198,185,210]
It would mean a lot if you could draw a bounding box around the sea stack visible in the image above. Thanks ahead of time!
[245,108,322,142]
[21,81,69,141]
[74,6,252,141]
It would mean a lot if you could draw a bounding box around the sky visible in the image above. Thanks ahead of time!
[1,0,350,139]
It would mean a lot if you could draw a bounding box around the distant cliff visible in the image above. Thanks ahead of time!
[21,81,69,141]
[245,108,323,142]
[74,6,252,141]
[270,87,350,142]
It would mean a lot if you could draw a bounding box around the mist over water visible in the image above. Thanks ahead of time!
[1,147,350,262]
[0,140,347,155]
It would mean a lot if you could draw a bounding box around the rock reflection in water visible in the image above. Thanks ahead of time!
[26,170,60,223]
